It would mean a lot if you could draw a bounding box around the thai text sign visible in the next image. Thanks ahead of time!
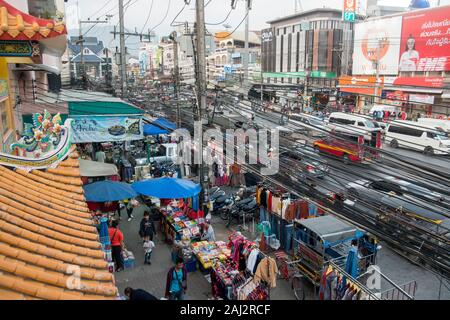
[399,6,450,71]
[71,116,143,143]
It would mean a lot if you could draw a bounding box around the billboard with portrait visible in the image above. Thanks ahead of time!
[352,16,403,75]
[399,6,450,72]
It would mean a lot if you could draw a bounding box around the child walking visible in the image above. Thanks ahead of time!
[143,239,155,265]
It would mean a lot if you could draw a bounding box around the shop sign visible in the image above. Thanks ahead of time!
[310,71,337,79]
[0,41,40,57]
[400,6,450,71]
[261,29,274,43]
[343,0,356,22]
[71,116,143,143]
[384,76,443,88]
[409,94,435,104]
[339,75,384,86]
[0,80,8,98]
[385,91,408,106]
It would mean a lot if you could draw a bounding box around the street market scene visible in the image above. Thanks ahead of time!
[0,0,449,305]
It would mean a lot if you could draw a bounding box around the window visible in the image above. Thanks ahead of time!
[357,122,365,126]
[388,125,423,137]
[0,100,9,137]
[329,117,354,125]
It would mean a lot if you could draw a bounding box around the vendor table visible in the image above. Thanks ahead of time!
[160,208,201,243]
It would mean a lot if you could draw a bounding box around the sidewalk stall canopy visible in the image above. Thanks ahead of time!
[83,180,138,202]
[132,177,203,244]
[79,159,118,177]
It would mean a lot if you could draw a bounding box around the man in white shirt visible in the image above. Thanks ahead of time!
[95,149,106,163]
[202,223,215,242]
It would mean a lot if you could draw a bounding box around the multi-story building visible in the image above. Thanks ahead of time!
[340,5,450,117]
[207,31,261,85]
[67,37,113,80]
[261,8,362,106]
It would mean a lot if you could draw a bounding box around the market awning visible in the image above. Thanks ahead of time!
[153,117,176,130]
[144,124,169,136]
[79,159,118,177]
[83,180,137,202]
[69,100,144,116]
[132,177,201,198]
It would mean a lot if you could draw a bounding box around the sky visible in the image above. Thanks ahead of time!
[65,0,450,52]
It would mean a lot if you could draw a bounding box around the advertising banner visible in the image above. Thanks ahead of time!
[409,94,435,104]
[353,16,402,75]
[71,116,143,143]
[399,7,450,72]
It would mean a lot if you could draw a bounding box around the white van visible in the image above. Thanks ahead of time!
[385,121,450,155]
[327,112,381,140]
[418,118,450,134]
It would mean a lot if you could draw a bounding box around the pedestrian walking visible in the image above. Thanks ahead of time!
[124,287,158,300]
[143,239,155,265]
[95,147,106,163]
[124,199,135,222]
[108,219,124,272]
[139,211,155,242]
[165,257,187,300]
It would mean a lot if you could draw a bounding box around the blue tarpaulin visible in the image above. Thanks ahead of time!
[144,124,169,136]
[132,177,201,199]
[83,180,138,202]
[345,247,359,278]
[153,118,176,130]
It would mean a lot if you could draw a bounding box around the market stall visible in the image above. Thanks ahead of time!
[207,232,275,300]
[191,241,230,270]
[160,204,202,243]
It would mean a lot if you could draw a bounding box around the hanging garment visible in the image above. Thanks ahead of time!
[284,202,297,221]
[259,207,267,223]
[267,192,272,213]
[284,224,294,252]
[308,202,318,217]
[271,196,282,216]
[281,198,291,219]
[260,189,267,209]
[254,256,278,288]
[298,200,309,219]
[246,249,260,274]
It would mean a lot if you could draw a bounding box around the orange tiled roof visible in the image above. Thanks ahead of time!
[0,148,118,300]
[0,0,66,41]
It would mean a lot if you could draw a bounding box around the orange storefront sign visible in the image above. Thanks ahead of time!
[338,75,384,86]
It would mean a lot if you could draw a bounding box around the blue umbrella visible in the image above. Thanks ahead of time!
[132,177,201,199]
[345,247,359,278]
[83,180,137,202]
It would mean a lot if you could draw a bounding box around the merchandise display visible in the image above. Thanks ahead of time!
[161,207,201,242]
[191,241,231,269]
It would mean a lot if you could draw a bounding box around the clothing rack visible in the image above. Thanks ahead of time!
[327,260,380,300]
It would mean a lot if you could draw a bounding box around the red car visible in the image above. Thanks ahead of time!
[313,137,364,164]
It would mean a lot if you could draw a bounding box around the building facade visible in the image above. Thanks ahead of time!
[67,37,113,80]
[261,8,361,106]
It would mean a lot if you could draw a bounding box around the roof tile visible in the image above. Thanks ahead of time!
[0,149,118,299]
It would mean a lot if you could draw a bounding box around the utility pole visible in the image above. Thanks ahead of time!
[171,31,181,128]
[196,0,208,209]
[373,39,382,107]
[243,0,252,85]
[118,0,127,98]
